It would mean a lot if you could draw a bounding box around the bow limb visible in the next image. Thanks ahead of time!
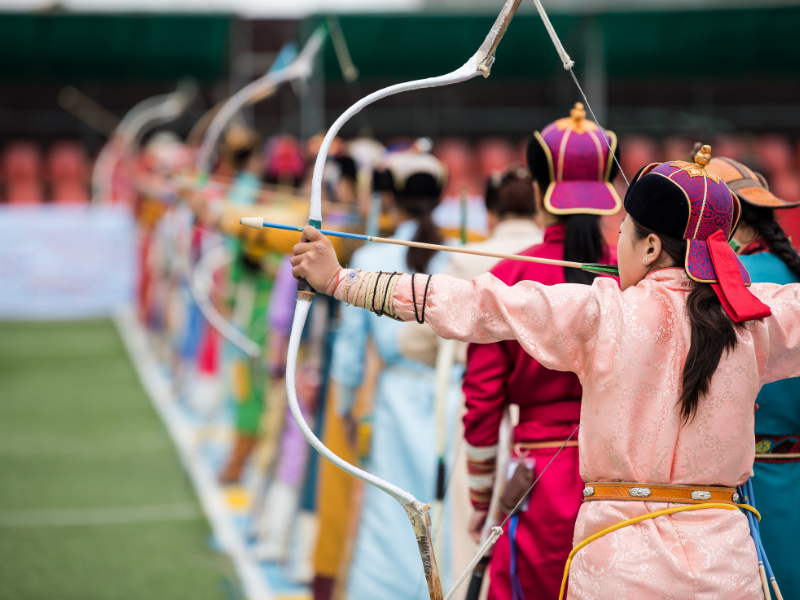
[306,56,483,227]
[186,28,325,354]
[195,26,327,175]
[92,80,197,203]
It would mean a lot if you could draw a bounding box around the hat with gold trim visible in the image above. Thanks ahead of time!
[527,102,622,216]
[624,145,771,323]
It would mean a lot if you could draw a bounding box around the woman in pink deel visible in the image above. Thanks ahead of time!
[291,144,799,599]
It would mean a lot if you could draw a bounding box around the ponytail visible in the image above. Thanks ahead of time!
[740,203,800,280]
[563,214,605,285]
[632,219,743,423]
[396,195,443,273]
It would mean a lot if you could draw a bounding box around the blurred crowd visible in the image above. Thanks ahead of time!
[6,130,800,211]
[8,121,800,600]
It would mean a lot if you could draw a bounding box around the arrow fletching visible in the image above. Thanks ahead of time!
[581,263,619,276]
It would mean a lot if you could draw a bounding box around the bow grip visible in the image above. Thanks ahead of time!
[297,218,321,301]
[297,276,316,301]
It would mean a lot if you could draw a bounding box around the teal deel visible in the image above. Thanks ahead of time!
[740,249,800,599]
[740,252,800,435]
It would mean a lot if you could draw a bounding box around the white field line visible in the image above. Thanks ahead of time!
[0,502,200,527]
[114,309,272,600]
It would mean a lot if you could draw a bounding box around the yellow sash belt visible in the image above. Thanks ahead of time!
[558,502,761,600]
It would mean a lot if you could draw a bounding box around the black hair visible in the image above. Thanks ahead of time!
[374,167,444,273]
[563,215,605,285]
[632,219,743,423]
[739,203,800,280]
[231,147,255,173]
[335,156,357,183]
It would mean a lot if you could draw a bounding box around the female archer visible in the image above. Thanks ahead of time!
[329,148,461,599]
[291,145,800,599]
[710,154,800,598]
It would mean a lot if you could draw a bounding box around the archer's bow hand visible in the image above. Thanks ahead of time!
[291,226,343,295]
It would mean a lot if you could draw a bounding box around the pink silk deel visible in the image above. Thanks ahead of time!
[334,267,800,599]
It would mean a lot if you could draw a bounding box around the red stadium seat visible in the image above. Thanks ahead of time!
[755,135,793,175]
[6,180,43,204]
[477,137,517,178]
[434,137,479,196]
[620,135,658,177]
[663,137,694,164]
[48,141,89,203]
[51,181,90,204]
[48,141,87,181]
[4,141,43,204]
[713,135,747,162]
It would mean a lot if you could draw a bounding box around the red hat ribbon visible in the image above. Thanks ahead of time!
[707,229,771,323]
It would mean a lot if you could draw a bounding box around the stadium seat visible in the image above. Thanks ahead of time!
[620,135,658,177]
[4,140,43,204]
[663,137,694,164]
[755,135,793,175]
[48,141,89,203]
[477,137,517,178]
[434,137,479,196]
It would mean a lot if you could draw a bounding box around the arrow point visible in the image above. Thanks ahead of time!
[240,217,263,230]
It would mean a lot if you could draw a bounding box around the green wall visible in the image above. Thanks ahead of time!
[0,13,231,82]
[307,6,800,81]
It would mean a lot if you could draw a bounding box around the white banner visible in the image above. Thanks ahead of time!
[0,205,136,319]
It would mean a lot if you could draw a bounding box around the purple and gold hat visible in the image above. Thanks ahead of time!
[625,145,771,323]
[530,103,622,216]
[625,145,747,284]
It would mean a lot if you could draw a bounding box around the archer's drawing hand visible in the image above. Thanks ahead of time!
[291,226,342,295]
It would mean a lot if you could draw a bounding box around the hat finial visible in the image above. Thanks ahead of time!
[694,144,711,167]
[570,102,586,126]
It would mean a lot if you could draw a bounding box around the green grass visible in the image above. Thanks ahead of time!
[0,320,237,600]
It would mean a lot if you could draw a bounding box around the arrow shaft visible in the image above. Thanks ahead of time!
[257,220,588,271]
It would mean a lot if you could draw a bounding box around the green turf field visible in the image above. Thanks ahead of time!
[0,319,238,600]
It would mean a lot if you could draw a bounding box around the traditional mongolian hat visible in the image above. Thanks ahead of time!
[527,102,622,216]
[624,145,771,323]
[707,156,800,209]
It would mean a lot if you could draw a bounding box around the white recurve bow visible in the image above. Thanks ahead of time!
[285,3,522,598]
[195,26,327,175]
[185,26,327,357]
[92,79,197,203]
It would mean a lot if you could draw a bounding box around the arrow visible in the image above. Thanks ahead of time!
[239,217,619,277]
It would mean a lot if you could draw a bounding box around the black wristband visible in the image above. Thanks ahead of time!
[381,272,398,317]
[372,271,384,316]
[420,274,433,324]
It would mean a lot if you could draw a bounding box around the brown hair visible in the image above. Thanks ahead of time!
[632,219,743,422]
[396,195,443,274]
[485,167,536,218]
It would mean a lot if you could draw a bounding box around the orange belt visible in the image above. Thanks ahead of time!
[582,481,740,505]
[513,440,579,457]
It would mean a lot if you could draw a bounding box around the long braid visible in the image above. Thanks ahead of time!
[741,203,800,280]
